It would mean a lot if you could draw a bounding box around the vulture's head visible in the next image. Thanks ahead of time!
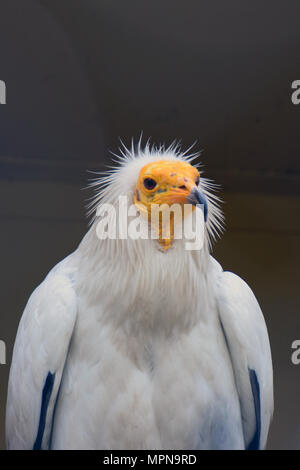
[87,142,224,260]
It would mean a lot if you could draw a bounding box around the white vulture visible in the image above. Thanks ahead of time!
[6,142,273,450]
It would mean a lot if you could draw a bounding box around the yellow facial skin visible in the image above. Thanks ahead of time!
[134,160,200,250]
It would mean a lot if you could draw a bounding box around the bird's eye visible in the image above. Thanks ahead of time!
[143,177,157,190]
[195,176,200,186]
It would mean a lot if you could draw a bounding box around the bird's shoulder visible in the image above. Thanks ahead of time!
[14,252,79,372]
[209,255,267,337]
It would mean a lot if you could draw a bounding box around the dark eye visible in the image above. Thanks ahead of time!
[143,177,157,190]
[195,176,200,186]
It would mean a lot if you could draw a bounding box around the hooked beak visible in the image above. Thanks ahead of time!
[187,187,208,222]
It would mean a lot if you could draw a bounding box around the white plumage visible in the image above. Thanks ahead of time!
[6,143,273,449]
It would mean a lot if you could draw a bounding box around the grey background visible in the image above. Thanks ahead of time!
[0,0,300,449]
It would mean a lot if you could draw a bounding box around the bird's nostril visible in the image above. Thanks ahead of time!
[179,185,186,190]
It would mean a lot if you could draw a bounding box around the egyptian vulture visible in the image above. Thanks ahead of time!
[6,142,273,450]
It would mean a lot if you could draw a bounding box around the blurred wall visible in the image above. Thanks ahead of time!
[0,0,300,449]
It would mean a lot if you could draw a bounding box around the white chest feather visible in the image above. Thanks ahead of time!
[51,243,243,450]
